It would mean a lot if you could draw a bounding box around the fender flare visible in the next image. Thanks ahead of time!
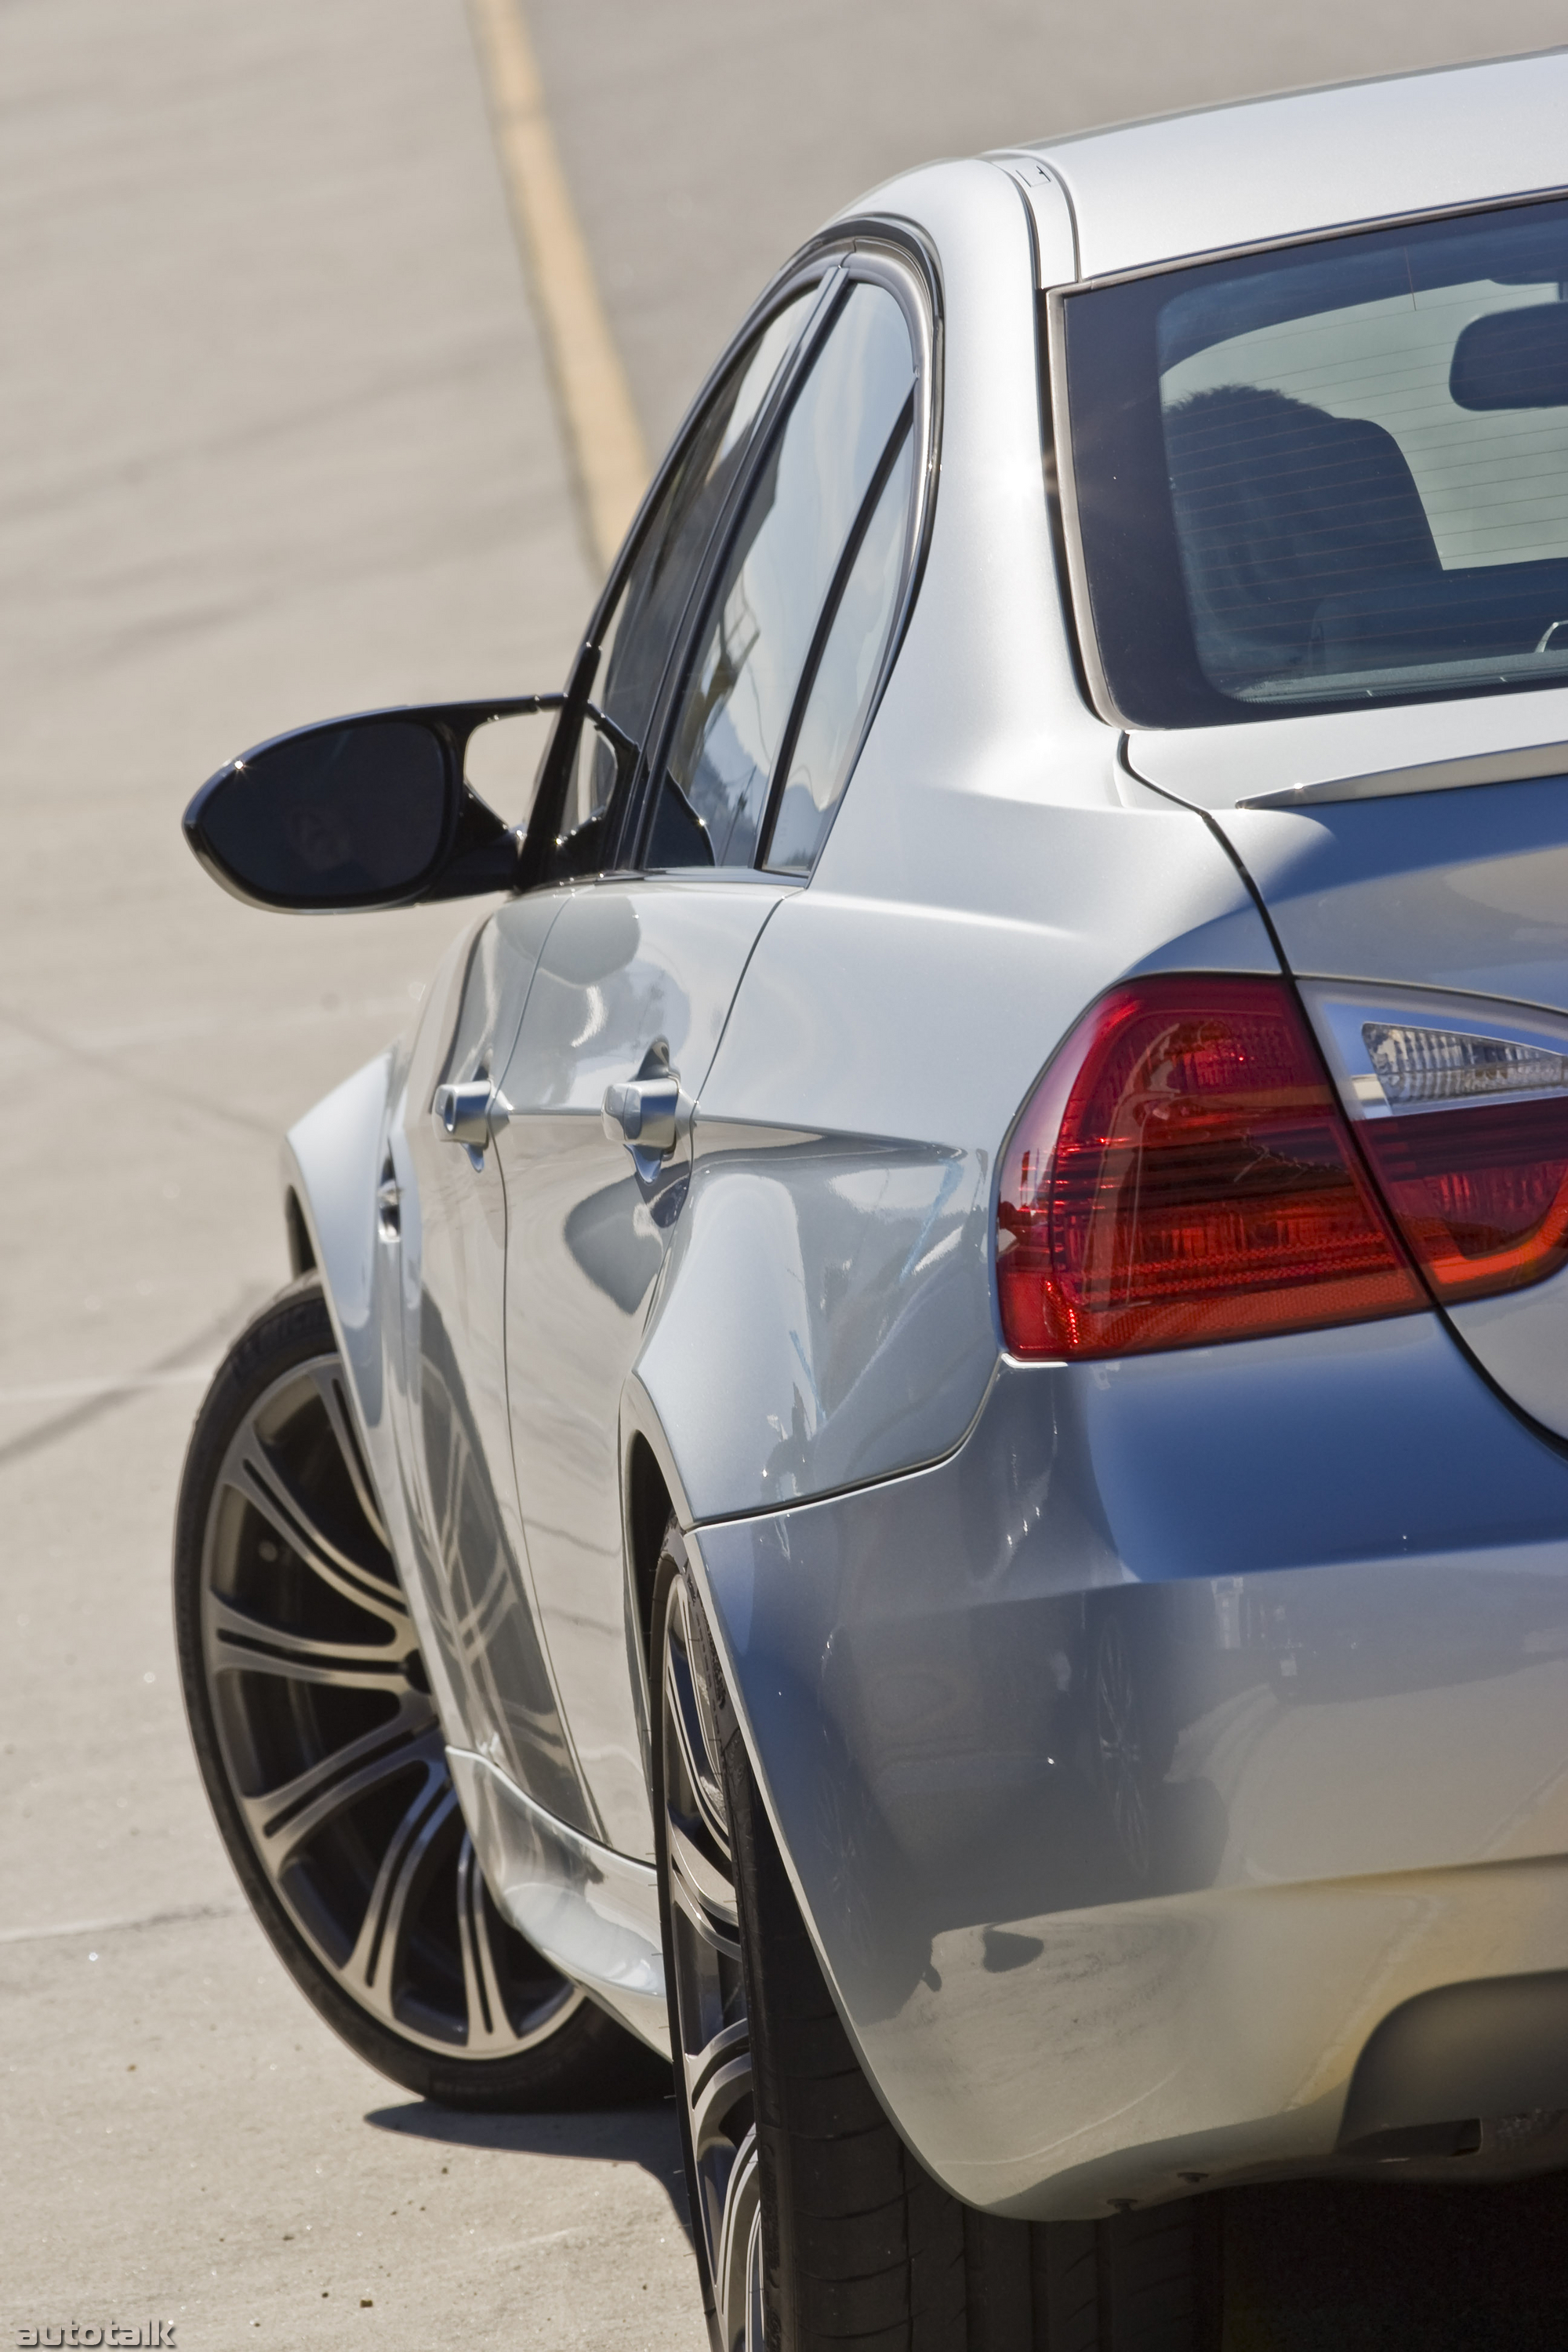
[280,1047,399,1469]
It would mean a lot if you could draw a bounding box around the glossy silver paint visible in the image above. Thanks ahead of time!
[639,156,1274,1520]
[691,1321,1568,2214]
[646,808,1270,1522]
[278,53,1568,2210]
[498,877,790,1855]
[1448,1273,1568,1444]
[394,898,596,1826]
[1126,690,1568,811]
[1026,49,1568,285]
[445,1747,667,2052]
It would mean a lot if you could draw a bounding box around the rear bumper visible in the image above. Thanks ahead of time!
[690,1312,1568,2216]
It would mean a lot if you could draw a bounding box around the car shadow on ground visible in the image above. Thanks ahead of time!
[363,2099,694,2242]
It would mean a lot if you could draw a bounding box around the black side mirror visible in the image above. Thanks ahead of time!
[183,698,565,913]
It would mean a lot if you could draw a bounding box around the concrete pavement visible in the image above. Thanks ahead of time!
[524,0,1568,448]
[0,2,694,2346]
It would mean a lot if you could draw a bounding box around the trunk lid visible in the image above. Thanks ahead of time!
[1130,723,1568,1440]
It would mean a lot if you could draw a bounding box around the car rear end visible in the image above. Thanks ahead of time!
[692,72,1568,2225]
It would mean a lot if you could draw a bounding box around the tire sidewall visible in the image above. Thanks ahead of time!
[650,1529,727,2343]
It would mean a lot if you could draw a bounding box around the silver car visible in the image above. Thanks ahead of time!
[175,49,1568,2350]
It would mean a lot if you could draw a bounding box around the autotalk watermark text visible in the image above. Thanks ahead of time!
[17,2329,176,2347]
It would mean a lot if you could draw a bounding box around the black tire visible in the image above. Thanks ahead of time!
[174,1276,665,2110]
[651,1522,1219,2350]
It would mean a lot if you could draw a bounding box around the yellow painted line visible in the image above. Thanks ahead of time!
[467,0,650,573]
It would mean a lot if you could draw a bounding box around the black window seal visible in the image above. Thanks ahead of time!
[757,393,916,871]
[615,262,854,873]
[630,226,943,879]
[521,260,844,892]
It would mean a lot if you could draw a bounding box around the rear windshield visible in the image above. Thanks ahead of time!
[1062,194,1568,727]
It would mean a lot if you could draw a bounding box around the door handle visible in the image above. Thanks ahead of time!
[601,1075,681,1153]
[601,1071,691,1184]
[432,1075,510,1170]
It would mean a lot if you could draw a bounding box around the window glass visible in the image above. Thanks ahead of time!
[651,281,915,869]
[1063,194,1568,725]
[764,423,913,873]
[550,290,815,856]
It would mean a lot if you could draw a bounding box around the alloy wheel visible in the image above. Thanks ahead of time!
[660,1574,762,2352]
[199,1348,580,2059]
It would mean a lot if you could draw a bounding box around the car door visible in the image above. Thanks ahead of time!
[378,270,826,1855]
[387,888,603,1830]
[499,260,924,1855]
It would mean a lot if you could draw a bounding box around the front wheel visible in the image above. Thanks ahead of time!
[173,1276,664,2109]
[651,1522,1220,2350]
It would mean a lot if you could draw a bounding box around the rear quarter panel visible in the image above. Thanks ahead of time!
[633,160,1279,1520]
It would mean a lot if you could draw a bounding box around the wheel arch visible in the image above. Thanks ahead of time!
[280,1047,400,1495]
[283,1182,317,1277]
[618,1375,699,1790]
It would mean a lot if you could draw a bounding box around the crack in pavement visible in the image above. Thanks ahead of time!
[0,1900,243,1947]
[0,1285,270,1471]
[0,1000,278,1138]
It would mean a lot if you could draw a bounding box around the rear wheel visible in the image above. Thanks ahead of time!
[174,1277,663,2108]
[651,1522,1219,2349]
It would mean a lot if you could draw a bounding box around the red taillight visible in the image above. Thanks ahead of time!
[1359,1098,1568,1301]
[996,976,1424,1359]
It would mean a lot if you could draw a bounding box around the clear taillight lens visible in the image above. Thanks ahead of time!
[996,976,1423,1359]
[1307,994,1568,1305]
[1363,1019,1568,1106]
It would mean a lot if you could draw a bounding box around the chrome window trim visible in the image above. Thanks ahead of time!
[1044,282,1120,728]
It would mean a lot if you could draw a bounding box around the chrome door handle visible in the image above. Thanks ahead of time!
[601,1075,681,1153]
[601,1071,691,1185]
[432,1076,510,1169]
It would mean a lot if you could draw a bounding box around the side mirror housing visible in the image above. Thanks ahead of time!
[182,698,561,912]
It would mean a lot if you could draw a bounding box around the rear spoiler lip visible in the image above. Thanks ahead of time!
[1122,685,1568,812]
[1241,743,1568,818]
[1235,737,1568,809]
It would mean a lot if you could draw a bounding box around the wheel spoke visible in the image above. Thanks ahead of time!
[664,1632,728,1854]
[716,2130,760,2352]
[669,1813,739,1928]
[238,1705,442,1871]
[206,1592,408,1688]
[661,1570,757,2347]
[456,1831,521,2049]
[198,1335,577,2064]
[742,2201,763,2352]
[227,1432,408,1633]
[685,2020,752,2152]
[668,1855,741,1954]
[305,1360,390,1551]
[340,1766,455,2024]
